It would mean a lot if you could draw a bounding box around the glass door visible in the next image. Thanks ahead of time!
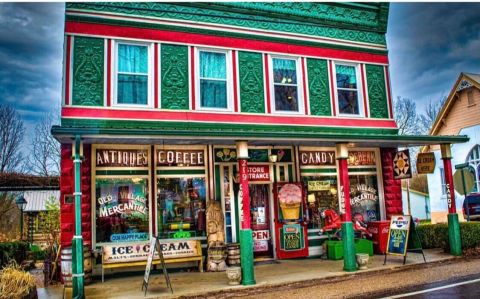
[250,184,273,259]
[221,165,236,243]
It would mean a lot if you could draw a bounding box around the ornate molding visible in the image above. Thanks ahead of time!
[238,51,265,114]
[366,64,389,119]
[161,44,189,110]
[72,37,104,106]
[456,79,473,92]
[307,58,331,116]
[66,2,386,45]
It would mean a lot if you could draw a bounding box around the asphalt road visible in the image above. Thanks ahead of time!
[383,274,480,299]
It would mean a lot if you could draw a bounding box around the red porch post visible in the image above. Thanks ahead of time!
[336,143,356,271]
[236,141,255,285]
[441,144,462,256]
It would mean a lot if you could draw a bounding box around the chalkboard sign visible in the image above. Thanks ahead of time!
[281,223,304,251]
[142,236,173,295]
[386,215,411,255]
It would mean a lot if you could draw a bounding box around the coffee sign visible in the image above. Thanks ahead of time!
[156,149,204,166]
[96,149,148,167]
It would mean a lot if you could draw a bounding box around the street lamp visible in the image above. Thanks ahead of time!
[15,195,27,240]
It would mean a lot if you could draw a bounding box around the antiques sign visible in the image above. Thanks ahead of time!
[386,215,411,256]
[102,240,199,264]
[96,149,148,167]
[393,149,412,179]
[156,149,205,166]
[299,151,375,166]
[416,153,436,174]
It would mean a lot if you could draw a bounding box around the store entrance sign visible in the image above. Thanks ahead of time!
[156,149,204,166]
[96,149,148,167]
[248,165,270,182]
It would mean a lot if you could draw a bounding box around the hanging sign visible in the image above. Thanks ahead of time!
[308,180,331,191]
[416,153,436,174]
[248,165,271,182]
[393,150,412,179]
[453,168,475,195]
[156,149,204,166]
[96,149,148,167]
[386,215,411,256]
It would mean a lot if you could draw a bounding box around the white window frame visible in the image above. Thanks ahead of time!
[439,167,447,195]
[195,47,233,112]
[333,61,364,117]
[113,40,154,108]
[269,55,305,115]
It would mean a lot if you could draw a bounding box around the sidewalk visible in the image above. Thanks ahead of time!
[41,249,454,299]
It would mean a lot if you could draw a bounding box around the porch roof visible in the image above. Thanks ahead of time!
[51,125,469,148]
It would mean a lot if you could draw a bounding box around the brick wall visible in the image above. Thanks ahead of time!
[60,143,92,248]
[380,148,403,218]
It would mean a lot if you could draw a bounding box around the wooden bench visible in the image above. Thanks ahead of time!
[101,240,203,282]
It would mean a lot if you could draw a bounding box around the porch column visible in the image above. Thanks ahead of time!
[441,144,462,256]
[236,141,256,285]
[336,143,357,272]
[72,136,85,298]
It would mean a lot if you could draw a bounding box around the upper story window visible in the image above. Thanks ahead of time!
[198,49,232,110]
[467,90,475,105]
[334,63,363,116]
[271,57,303,113]
[115,42,152,106]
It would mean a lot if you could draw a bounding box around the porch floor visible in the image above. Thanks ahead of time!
[47,249,453,299]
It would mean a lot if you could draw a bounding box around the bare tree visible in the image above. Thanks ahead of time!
[394,97,422,135]
[27,111,60,176]
[423,96,447,131]
[0,105,25,173]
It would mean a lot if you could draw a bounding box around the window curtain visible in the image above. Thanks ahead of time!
[273,58,297,84]
[118,44,148,104]
[200,52,227,108]
[336,65,357,88]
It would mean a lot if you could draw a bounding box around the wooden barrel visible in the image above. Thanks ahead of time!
[61,247,92,287]
[227,243,241,266]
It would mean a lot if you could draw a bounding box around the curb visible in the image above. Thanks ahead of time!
[170,256,462,299]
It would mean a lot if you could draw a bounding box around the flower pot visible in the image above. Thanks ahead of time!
[356,253,369,270]
[226,267,242,285]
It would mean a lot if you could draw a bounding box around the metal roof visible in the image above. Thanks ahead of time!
[24,190,60,212]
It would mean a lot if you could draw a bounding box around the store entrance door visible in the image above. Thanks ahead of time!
[249,184,274,259]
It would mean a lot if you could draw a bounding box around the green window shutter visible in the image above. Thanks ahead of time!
[306,58,331,116]
[72,37,104,106]
[238,51,265,113]
[366,64,389,118]
[161,44,189,110]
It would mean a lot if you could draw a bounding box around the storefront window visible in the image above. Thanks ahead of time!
[349,174,380,222]
[95,178,149,243]
[157,177,206,239]
[303,176,338,229]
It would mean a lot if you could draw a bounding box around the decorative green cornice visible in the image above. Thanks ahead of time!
[366,64,389,119]
[65,15,388,56]
[307,58,331,116]
[238,51,265,114]
[66,2,387,46]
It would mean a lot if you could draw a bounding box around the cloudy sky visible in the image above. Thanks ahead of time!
[0,2,479,144]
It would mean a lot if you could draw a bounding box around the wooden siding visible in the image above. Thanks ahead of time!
[435,87,480,136]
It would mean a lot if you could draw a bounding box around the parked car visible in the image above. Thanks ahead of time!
[462,193,480,221]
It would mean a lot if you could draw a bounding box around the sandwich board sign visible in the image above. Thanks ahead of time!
[384,215,426,265]
[142,236,173,295]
